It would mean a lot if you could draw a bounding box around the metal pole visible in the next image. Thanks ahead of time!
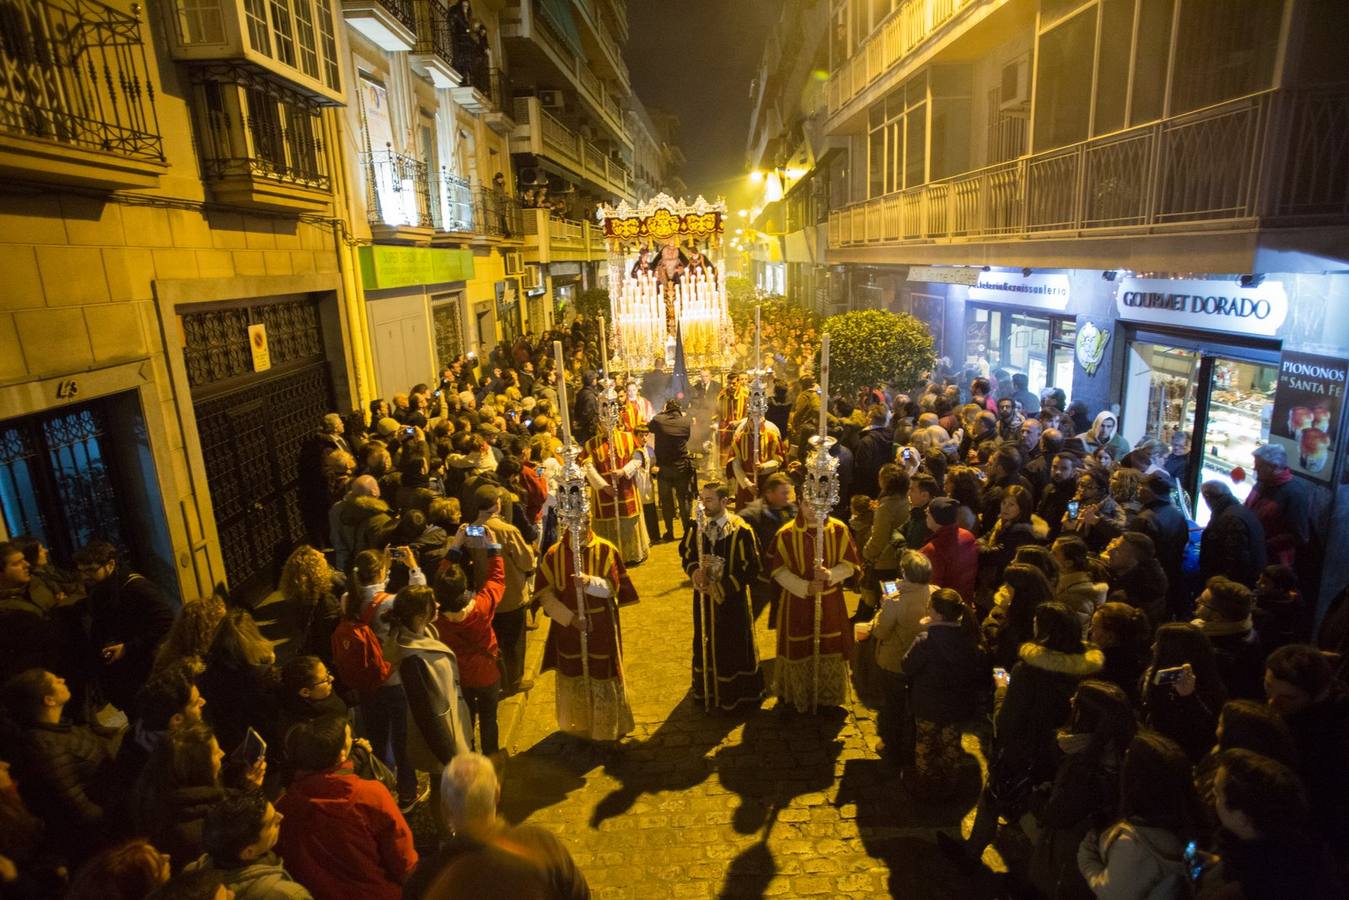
[693,500,712,712]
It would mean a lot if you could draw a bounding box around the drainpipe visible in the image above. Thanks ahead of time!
[325,106,378,409]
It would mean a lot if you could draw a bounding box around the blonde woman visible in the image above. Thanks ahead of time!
[198,608,279,753]
[254,546,343,666]
[152,589,227,676]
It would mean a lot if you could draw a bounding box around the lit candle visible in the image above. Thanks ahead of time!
[554,340,572,446]
[818,333,829,437]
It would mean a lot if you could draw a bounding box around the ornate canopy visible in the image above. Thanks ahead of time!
[597,193,727,247]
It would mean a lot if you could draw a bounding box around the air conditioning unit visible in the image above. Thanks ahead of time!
[999,58,1030,110]
[539,90,565,110]
[504,251,522,275]
[521,263,543,290]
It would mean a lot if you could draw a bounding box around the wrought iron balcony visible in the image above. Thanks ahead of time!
[474,186,522,240]
[432,170,474,233]
[0,0,165,183]
[192,65,331,210]
[363,148,434,232]
[411,0,456,86]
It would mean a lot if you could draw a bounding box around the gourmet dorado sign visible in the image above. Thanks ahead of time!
[1114,277,1288,337]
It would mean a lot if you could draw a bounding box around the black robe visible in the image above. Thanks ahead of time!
[679,513,764,710]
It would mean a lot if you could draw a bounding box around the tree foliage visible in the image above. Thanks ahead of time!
[821,309,936,396]
[574,288,611,322]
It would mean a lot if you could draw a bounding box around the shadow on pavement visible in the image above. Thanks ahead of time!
[588,690,758,828]
[499,731,603,826]
[835,755,996,898]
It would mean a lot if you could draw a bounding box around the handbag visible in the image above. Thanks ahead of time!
[348,740,399,798]
[985,745,1038,819]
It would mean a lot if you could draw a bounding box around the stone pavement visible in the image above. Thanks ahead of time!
[472,537,1001,899]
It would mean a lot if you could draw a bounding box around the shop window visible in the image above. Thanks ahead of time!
[1120,340,1278,522]
[867,74,927,198]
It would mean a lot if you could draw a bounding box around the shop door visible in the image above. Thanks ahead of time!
[183,298,335,602]
[1121,335,1278,523]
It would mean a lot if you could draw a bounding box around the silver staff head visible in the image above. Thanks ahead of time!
[803,434,840,520]
[556,439,590,529]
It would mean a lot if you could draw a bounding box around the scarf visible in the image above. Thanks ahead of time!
[1193,616,1254,637]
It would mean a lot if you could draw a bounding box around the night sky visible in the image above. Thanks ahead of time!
[626,0,780,202]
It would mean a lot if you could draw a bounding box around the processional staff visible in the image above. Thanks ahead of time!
[803,333,839,714]
[554,339,591,720]
[746,305,770,486]
[596,315,628,563]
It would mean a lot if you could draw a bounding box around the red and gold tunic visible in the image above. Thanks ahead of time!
[580,430,641,520]
[716,385,748,453]
[729,422,785,507]
[619,397,654,433]
[538,530,638,740]
[768,512,862,711]
[538,530,637,682]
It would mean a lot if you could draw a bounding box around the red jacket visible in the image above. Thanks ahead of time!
[434,552,505,688]
[276,761,417,900]
[921,524,978,605]
[518,464,548,524]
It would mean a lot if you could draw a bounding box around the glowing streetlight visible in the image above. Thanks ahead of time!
[738,209,749,218]
[749,170,764,184]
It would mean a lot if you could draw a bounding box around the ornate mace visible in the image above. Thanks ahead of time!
[745,305,771,491]
[596,316,628,564]
[553,340,592,722]
[802,334,839,713]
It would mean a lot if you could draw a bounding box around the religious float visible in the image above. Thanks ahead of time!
[596,193,734,374]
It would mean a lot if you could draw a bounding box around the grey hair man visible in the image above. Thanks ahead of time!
[401,754,592,897]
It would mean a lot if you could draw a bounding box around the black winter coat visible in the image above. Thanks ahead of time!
[994,643,1104,784]
[853,427,894,499]
[1207,628,1266,700]
[86,569,174,711]
[1140,676,1222,762]
[10,721,114,858]
[1199,494,1267,587]
[1130,500,1188,584]
[902,623,986,724]
[1284,682,1349,850]
[1106,559,1168,629]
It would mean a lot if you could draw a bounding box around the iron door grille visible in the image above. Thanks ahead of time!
[0,400,131,565]
[182,295,334,600]
[193,363,334,599]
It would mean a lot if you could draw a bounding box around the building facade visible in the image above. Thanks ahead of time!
[0,0,678,605]
[810,0,1349,608]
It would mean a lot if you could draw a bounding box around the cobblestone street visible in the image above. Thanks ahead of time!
[483,537,997,899]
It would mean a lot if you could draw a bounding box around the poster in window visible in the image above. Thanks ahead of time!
[1268,350,1345,483]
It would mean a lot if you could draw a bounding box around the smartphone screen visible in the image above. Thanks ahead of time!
[240,727,267,765]
[1155,666,1186,685]
[881,580,899,596]
[1067,500,1080,519]
[466,524,485,537]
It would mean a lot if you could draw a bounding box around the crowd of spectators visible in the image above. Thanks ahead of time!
[0,303,1346,899]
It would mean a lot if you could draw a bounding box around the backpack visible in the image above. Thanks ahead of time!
[330,593,394,698]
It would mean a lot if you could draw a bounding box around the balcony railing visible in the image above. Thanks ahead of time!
[511,96,633,199]
[520,207,602,260]
[507,0,627,144]
[828,0,972,118]
[0,0,164,162]
[433,170,474,232]
[414,0,453,67]
[378,0,418,36]
[828,87,1349,250]
[364,149,433,229]
[474,186,522,238]
[194,66,330,193]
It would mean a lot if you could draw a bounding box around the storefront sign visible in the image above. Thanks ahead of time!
[1269,349,1345,483]
[1075,322,1110,376]
[907,265,982,286]
[358,246,475,291]
[1115,277,1288,337]
[247,323,270,372]
[966,272,1071,310]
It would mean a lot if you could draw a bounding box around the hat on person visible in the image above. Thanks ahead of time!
[476,420,500,436]
[928,497,958,526]
[521,396,537,411]
[375,417,400,438]
[472,484,503,513]
[1142,470,1173,496]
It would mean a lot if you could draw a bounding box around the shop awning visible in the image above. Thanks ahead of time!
[784,230,812,264]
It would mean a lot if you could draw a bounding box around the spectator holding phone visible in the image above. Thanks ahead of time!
[345,547,425,811]
[1140,623,1227,762]
[130,719,265,870]
[860,550,933,763]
